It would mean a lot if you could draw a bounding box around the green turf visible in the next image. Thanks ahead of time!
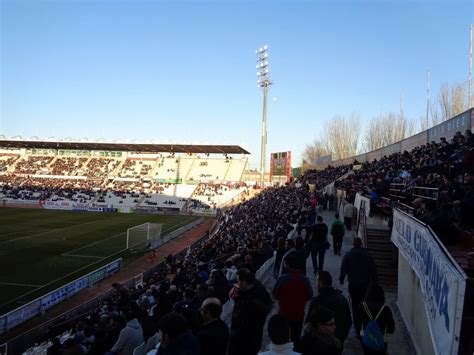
[0,208,197,314]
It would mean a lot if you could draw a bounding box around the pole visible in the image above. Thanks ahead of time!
[426,69,430,124]
[470,24,472,108]
[260,84,268,188]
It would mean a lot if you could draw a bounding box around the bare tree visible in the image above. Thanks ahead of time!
[363,116,385,151]
[435,82,468,121]
[321,113,361,160]
[364,111,416,151]
[302,139,330,166]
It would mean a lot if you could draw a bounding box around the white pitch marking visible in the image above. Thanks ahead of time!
[0,282,44,288]
[0,220,103,245]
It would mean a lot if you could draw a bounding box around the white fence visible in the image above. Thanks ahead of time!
[391,209,466,355]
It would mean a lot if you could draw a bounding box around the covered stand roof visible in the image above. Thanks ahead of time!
[0,140,250,154]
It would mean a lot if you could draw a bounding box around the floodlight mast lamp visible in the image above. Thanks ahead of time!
[256,45,272,188]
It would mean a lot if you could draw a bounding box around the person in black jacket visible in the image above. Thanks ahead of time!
[287,236,307,275]
[355,283,395,355]
[306,271,352,343]
[310,216,329,274]
[228,268,272,355]
[339,237,377,325]
[197,297,229,355]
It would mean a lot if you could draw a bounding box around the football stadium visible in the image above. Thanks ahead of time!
[1,2,474,355]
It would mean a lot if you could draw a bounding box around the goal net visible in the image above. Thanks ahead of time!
[126,223,162,250]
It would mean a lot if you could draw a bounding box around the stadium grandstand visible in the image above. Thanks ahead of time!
[0,140,250,213]
[0,109,473,355]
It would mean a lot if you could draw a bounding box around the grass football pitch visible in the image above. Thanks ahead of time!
[0,208,197,314]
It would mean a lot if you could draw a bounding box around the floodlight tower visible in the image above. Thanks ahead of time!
[256,45,272,188]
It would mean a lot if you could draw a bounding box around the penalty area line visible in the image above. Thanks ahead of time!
[61,253,106,259]
[0,282,44,288]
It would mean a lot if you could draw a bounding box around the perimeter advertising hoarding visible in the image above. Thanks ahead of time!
[428,110,471,142]
[382,142,401,157]
[401,131,428,152]
[354,154,367,163]
[367,149,382,162]
[313,154,332,165]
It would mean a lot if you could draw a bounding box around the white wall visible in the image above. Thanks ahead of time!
[397,253,435,355]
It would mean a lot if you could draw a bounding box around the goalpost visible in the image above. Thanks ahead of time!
[126,223,162,250]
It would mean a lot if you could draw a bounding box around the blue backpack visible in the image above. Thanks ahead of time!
[361,302,385,351]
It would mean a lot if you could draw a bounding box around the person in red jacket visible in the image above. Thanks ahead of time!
[273,254,313,347]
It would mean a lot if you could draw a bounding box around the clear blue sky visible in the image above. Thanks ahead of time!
[1,0,472,168]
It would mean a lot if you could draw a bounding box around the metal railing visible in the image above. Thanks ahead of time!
[389,183,406,200]
[412,186,439,203]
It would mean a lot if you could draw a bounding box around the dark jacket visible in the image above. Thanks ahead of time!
[306,287,352,342]
[311,223,328,248]
[287,248,307,275]
[339,246,377,286]
[297,332,342,355]
[196,318,229,355]
[273,271,313,321]
[229,280,272,355]
[157,329,200,355]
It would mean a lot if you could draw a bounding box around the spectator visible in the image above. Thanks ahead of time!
[287,237,307,275]
[229,268,273,355]
[330,213,345,256]
[109,309,144,355]
[258,314,301,355]
[157,312,200,355]
[310,216,328,274]
[355,283,395,355]
[173,288,201,335]
[197,297,229,355]
[112,283,132,309]
[297,306,342,355]
[339,237,377,324]
[306,271,352,343]
[273,237,287,278]
[278,239,296,276]
[273,254,313,346]
[343,200,356,231]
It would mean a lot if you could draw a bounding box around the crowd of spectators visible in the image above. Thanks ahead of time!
[332,130,474,244]
[49,157,88,176]
[86,158,120,178]
[13,155,55,175]
[118,159,154,179]
[0,155,20,172]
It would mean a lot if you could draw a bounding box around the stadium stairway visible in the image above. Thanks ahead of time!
[149,157,163,177]
[365,224,398,292]
[110,156,128,177]
[184,157,198,181]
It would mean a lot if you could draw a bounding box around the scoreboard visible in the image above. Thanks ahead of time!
[270,151,291,182]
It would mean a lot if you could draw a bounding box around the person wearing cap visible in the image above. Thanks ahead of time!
[296,306,342,355]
